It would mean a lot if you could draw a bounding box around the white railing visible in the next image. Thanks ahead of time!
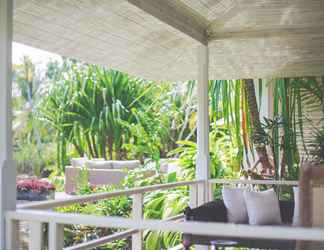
[6,178,307,250]
[7,209,324,242]
[8,180,204,250]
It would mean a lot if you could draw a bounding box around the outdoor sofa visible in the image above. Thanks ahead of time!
[183,199,296,250]
[65,158,141,194]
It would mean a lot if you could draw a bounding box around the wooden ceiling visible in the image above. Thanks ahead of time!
[13,0,324,81]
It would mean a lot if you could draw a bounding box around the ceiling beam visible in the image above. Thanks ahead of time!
[207,26,324,40]
[126,0,209,45]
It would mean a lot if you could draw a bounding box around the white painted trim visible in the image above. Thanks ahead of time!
[132,193,143,250]
[19,180,201,210]
[207,26,324,40]
[126,0,208,45]
[7,210,324,242]
[49,222,64,250]
[189,185,198,208]
[29,221,43,250]
[207,182,214,202]
[209,179,298,186]
[5,219,18,250]
[0,0,12,163]
[0,0,15,249]
[196,45,210,181]
[196,45,210,230]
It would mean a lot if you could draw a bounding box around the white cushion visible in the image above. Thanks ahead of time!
[293,187,299,226]
[244,188,282,225]
[222,187,248,223]
[85,160,113,169]
[112,160,140,170]
[71,157,88,168]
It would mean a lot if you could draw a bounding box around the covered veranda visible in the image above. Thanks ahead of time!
[1,0,324,249]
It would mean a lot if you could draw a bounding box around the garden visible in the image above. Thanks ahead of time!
[13,55,324,249]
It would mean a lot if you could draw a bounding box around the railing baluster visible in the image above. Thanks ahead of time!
[6,218,19,250]
[189,184,198,208]
[132,193,143,250]
[49,222,64,250]
[197,182,206,206]
[29,221,43,250]
[208,182,214,202]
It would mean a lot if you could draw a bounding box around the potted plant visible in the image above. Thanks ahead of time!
[17,179,55,201]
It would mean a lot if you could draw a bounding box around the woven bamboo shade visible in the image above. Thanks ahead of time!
[13,0,324,81]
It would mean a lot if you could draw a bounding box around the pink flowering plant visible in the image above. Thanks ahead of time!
[17,179,55,201]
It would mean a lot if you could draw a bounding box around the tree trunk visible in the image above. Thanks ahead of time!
[321,77,324,116]
[244,79,273,175]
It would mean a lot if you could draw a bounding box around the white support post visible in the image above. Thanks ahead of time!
[49,222,64,250]
[0,0,16,249]
[196,44,210,198]
[132,193,143,250]
[30,222,44,250]
[5,219,19,250]
[196,44,210,250]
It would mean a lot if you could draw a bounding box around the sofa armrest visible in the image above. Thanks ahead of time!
[184,200,227,222]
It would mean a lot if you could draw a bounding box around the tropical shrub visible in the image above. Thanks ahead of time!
[169,127,239,181]
[41,64,158,171]
[55,169,190,250]
[143,188,189,250]
[56,185,132,249]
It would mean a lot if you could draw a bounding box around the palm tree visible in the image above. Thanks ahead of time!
[244,79,273,174]
[13,56,44,175]
[13,58,41,134]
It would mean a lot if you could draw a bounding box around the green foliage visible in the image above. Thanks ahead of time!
[12,56,53,176]
[41,63,157,171]
[55,170,190,250]
[14,142,56,176]
[56,185,132,249]
[310,127,324,164]
[209,79,246,162]
[210,78,323,180]
[143,188,189,250]
[40,62,201,173]
[169,126,240,181]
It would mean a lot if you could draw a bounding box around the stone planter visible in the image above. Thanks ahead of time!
[17,189,54,201]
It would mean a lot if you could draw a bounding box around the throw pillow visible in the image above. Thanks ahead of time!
[71,157,88,168]
[113,160,140,170]
[85,160,113,169]
[244,188,282,225]
[222,187,248,223]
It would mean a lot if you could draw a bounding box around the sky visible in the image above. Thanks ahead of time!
[13,42,61,67]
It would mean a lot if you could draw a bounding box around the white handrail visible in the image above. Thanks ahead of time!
[209,178,298,186]
[63,214,184,250]
[7,209,324,242]
[64,229,138,250]
[19,180,201,210]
